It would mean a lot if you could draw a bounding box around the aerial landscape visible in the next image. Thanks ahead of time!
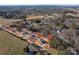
[0,5,79,55]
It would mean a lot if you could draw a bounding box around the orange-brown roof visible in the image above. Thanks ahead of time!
[34,32,49,43]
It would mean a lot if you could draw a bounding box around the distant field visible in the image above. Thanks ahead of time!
[26,15,55,21]
[0,30,28,55]
[26,15,44,20]
[0,18,23,25]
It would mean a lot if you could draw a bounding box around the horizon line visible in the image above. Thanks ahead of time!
[0,4,79,6]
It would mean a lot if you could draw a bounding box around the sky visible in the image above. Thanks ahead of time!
[0,0,79,5]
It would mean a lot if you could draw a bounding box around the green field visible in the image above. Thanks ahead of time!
[0,30,28,55]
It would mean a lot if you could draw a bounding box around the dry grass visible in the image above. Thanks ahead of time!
[0,18,23,25]
[0,30,28,55]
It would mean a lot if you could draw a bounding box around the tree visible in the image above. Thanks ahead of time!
[23,16,27,21]
[49,38,57,48]
[71,23,78,29]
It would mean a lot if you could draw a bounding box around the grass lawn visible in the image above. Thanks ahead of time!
[0,30,28,55]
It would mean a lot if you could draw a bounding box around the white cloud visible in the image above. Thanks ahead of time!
[0,0,79,5]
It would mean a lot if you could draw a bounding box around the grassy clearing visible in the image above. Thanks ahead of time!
[0,30,28,55]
